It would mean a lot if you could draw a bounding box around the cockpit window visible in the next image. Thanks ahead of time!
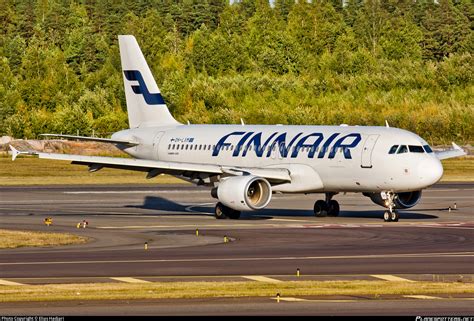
[397,145,408,154]
[409,145,424,153]
[423,145,433,153]
[389,145,399,154]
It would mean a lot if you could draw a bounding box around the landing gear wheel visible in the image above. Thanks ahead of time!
[314,200,328,217]
[228,209,241,220]
[215,202,240,220]
[327,200,340,217]
[215,202,228,219]
[383,211,391,222]
[390,211,399,222]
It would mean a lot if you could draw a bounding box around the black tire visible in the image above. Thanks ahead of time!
[228,209,241,220]
[327,200,340,217]
[214,202,228,219]
[390,211,399,222]
[383,211,391,222]
[314,200,328,217]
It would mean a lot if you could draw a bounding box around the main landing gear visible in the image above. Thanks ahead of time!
[214,202,241,220]
[383,192,399,222]
[313,193,340,217]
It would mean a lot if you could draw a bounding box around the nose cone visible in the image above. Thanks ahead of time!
[417,157,443,187]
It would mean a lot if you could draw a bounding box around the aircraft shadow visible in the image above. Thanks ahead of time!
[125,196,213,217]
[124,196,439,220]
[256,209,438,220]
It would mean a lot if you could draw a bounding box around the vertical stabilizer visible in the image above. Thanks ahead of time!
[118,35,179,128]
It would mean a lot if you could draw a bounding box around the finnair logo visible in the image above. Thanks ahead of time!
[212,131,362,159]
[123,70,165,105]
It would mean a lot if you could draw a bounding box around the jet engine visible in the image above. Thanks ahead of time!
[213,175,272,211]
[364,191,422,209]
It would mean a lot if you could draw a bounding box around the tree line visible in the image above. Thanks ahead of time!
[0,0,472,144]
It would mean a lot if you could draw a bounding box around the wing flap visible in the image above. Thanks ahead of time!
[15,150,291,182]
[36,152,223,174]
[40,134,138,146]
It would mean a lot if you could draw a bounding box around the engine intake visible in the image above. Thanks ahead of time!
[364,191,422,209]
[216,175,272,211]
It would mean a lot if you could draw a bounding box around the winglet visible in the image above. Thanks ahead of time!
[9,145,36,161]
[9,145,22,161]
[452,142,462,150]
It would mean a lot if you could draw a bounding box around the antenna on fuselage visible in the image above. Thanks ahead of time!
[240,118,245,126]
[385,120,390,128]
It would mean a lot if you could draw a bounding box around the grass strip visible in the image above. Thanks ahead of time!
[0,281,473,302]
[441,157,474,181]
[0,229,89,249]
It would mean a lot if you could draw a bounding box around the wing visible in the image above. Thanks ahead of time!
[9,145,291,184]
[435,142,467,160]
[39,134,138,147]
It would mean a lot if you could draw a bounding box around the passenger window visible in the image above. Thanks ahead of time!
[409,145,424,153]
[423,145,433,153]
[389,145,398,154]
[397,145,408,154]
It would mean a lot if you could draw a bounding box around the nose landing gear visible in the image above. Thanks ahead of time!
[313,193,340,217]
[382,192,399,222]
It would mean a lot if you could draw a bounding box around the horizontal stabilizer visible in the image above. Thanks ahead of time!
[435,142,467,160]
[40,134,138,146]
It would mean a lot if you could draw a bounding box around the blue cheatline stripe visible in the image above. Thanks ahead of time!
[124,70,166,105]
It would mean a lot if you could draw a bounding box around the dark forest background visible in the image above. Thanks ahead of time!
[0,0,472,144]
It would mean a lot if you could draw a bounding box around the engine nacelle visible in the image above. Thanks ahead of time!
[216,175,272,211]
[364,191,422,209]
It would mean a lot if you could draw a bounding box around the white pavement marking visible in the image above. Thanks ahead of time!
[404,295,441,300]
[2,251,473,266]
[97,224,258,229]
[0,279,25,286]
[110,277,151,284]
[64,190,208,194]
[185,203,214,215]
[242,276,282,283]
[271,297,357,302]
[371,275,415,282]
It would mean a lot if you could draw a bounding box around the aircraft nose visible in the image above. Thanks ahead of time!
[417,157,443,186]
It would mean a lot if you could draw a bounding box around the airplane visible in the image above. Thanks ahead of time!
[10,35,467,222]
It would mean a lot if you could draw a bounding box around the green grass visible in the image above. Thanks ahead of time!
[441,157,474,181]
[0,229,89,248]
[1,280,473,302]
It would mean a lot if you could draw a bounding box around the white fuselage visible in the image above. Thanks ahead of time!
[112,124,443,193]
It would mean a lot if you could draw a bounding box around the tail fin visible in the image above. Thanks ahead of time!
[118,35,180,128]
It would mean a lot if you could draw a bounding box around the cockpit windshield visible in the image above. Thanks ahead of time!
[409,145,424,153]
[389,145,399,154]
[423,145,433,153]
[397,145,408,154]
[388,145,427,154]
